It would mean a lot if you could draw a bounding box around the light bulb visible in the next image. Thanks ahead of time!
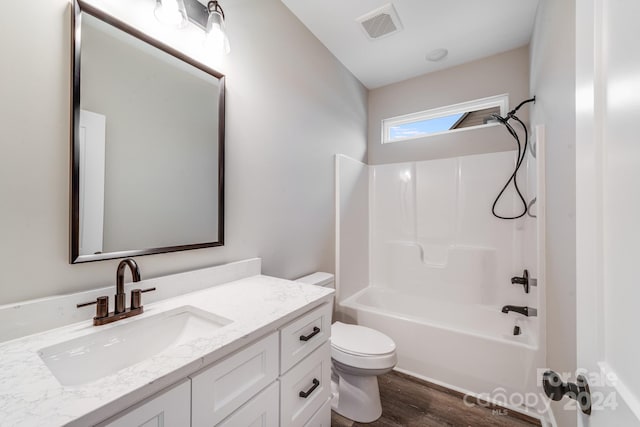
[154,0,187,28]
[205,11,230,54]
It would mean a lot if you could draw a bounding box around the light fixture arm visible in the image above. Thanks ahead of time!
[208,1,225,20]
[155,0,230,54]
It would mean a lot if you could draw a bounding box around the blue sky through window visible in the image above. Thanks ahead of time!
[389,112,465,141]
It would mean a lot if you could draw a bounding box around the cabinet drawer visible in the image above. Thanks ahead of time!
[217,382,279,427]
[191,332,279,427]
[304,397,331,427]
[280,303,331,374]
[280,341,331,427]
[97,379,190,427]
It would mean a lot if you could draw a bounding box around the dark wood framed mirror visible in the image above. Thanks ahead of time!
[71,0,225,263]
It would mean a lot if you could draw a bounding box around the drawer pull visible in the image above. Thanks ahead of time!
[299,378,320,398]
[299,326,321,342]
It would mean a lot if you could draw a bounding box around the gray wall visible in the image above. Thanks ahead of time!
[368,46,530,165]
[529,0,577,426]
[0,0,367,305]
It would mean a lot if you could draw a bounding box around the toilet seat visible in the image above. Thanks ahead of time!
[330,322,397,370]
[331,346,397,370]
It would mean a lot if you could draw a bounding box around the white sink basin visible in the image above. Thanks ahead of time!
[38,306,232,386]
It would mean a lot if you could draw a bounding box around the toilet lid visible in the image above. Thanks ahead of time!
[331,322,396,356]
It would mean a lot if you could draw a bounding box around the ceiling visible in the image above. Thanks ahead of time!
[280,0,539,89]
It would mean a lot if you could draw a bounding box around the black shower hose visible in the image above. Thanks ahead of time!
[491,97,536,220]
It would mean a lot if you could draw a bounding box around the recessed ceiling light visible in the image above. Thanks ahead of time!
[426,48,448,62]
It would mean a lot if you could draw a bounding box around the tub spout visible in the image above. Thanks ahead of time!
[501,305,537,317]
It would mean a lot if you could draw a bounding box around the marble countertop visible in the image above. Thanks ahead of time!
[0,275,334,426]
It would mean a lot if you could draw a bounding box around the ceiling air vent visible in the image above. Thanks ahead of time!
[357,3,403,40]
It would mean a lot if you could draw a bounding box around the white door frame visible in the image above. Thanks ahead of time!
[575,0,640,424]
[78,110,106,256]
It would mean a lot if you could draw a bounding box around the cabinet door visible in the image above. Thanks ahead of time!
[280,342,331,427]
[304,398,331,427]
[217,382,279,427]
[98,380,190,427]
[191,332,279,426]
[280,303,331,374]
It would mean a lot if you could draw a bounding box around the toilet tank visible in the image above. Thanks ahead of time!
[296,272,335,289]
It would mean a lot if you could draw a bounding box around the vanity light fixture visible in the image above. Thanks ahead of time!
[205,1,230,54]
[154,0,230,55]
[154,0,188,28]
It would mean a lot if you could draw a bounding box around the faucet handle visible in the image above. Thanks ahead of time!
[77,296,109,319]
[130,288,156,310]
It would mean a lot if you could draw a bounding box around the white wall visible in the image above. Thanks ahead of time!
[368,46,530,165]
[529,0,577,426]
[0,0,367,305]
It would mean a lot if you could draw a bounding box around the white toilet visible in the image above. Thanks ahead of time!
[296,273,397,423]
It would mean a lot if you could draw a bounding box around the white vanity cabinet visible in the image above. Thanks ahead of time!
[191,332,280,426]
[97,380,191,427]
[279,302,332,373]
[280,342,331,427]
[216,382,280,427]
[278,303,333,427]
[95,302,332,427]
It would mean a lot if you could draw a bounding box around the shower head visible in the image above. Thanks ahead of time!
[486,113,506,125]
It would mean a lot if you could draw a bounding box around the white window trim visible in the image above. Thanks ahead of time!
[381,94,510,144]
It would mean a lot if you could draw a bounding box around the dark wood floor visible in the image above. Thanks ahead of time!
[331,371,542,427]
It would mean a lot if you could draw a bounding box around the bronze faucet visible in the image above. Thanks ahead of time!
[115,258,140,313]
[77,258,155,326]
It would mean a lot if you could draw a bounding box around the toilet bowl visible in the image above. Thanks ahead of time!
[296,273,397,423]
[330,321,397,422]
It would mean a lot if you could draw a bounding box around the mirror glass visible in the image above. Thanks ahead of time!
[71,3,225,263]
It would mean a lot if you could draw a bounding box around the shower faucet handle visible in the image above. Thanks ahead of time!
[511,269,537,293]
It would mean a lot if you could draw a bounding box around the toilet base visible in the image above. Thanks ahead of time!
[331,370,383,423]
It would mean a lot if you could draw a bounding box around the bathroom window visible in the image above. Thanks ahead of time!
[382,94,509,144]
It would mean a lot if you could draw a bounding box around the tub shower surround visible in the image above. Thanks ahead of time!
[336,150,543,414]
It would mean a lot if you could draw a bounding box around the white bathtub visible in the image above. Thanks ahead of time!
[339,287,544,412]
